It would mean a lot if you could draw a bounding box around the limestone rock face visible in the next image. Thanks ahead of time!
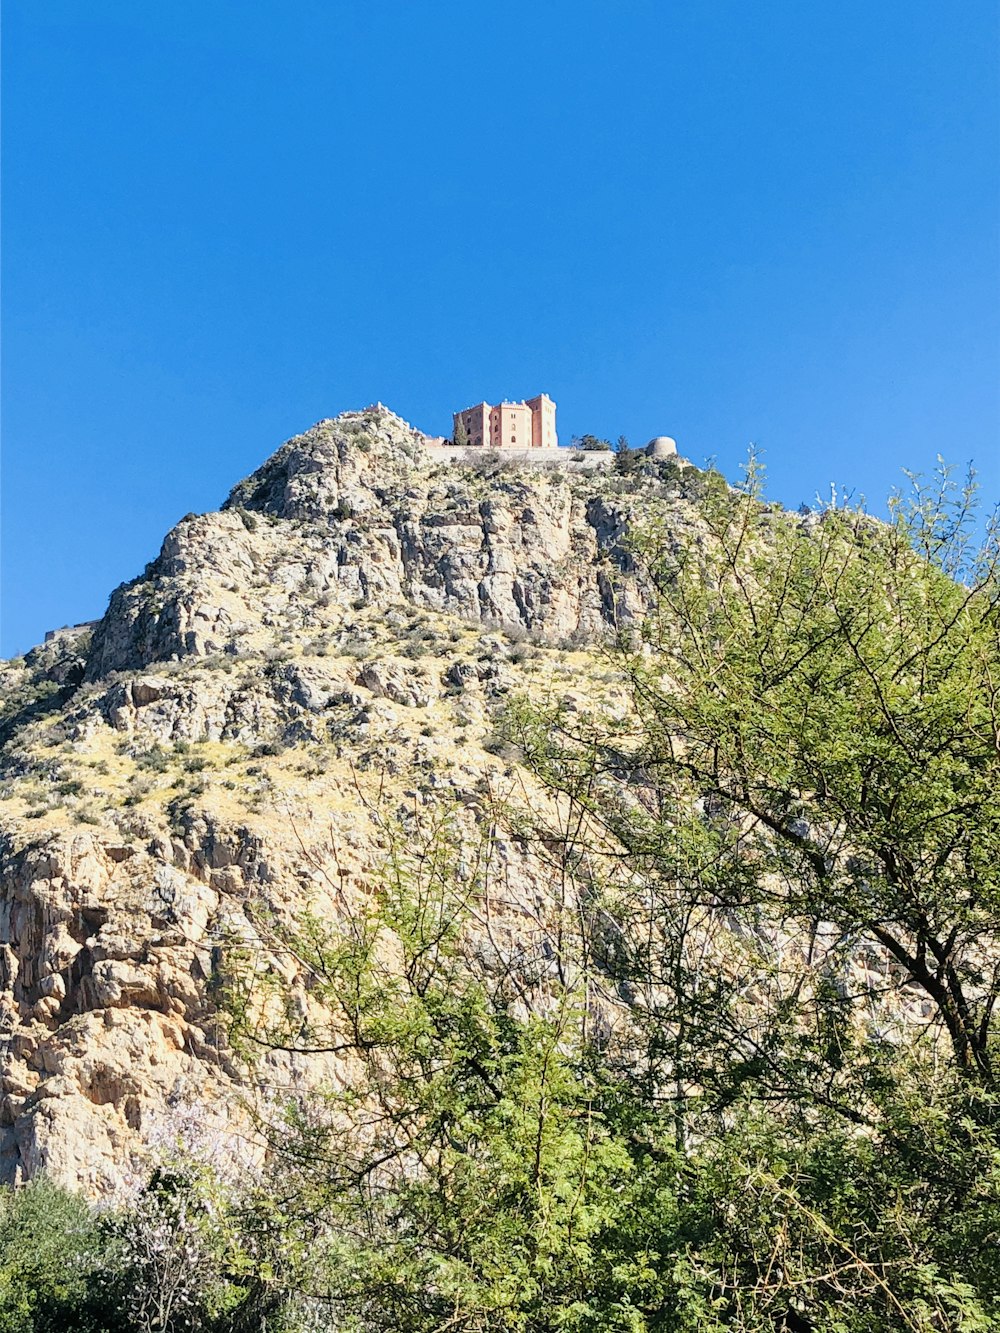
[85,409,659,681]
[0,813,387,1193]
[0,406,708,1195]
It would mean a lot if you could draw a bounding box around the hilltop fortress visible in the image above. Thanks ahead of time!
[454,393,558,451]
[447,392,677,465]
[354,399,677,471]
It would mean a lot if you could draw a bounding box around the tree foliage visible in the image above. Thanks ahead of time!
[0,1177,119,1332]
[622,458,1000,1089]
[572,433,613,451]
[499,459,1000,1326]
[0,1170,314,1333]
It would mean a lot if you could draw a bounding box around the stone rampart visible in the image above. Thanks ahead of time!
[420,444,613,471]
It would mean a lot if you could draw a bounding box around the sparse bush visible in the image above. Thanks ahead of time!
[483,732,520,760]
[342,641,373,660]
[655,454,690,489]
[461,449,517,479]
[556,627,591,651]
[136,747,171,773]
[252,741,283,758]
[613,446,645,477]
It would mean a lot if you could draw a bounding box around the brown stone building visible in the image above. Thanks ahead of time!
[454,393,557,449]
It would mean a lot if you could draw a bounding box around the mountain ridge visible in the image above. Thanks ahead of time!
[0,405,712,1191]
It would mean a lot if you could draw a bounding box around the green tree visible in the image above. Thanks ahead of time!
[621,460,1000,1094]
[0,1170,317,1333]
[614,434,644,475]
[0,1178,122,1333]
[572,433,613,451]
[226,811,728,1329]
[501,458,1000,1326]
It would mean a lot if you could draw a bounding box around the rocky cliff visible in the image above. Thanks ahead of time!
[0,407,709,1194]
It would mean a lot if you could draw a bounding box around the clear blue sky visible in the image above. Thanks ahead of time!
[3,1,998,657]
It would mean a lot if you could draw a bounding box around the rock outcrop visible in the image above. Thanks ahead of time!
[85,409,662,681]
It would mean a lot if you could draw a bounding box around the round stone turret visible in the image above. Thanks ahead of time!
[645,436,677,459]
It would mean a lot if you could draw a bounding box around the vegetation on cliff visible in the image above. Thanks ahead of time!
[220,462,999,1330]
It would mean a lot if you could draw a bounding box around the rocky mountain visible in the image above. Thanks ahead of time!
[0,407,710,1194]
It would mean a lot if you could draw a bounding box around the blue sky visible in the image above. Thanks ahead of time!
[3,0,998,657]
